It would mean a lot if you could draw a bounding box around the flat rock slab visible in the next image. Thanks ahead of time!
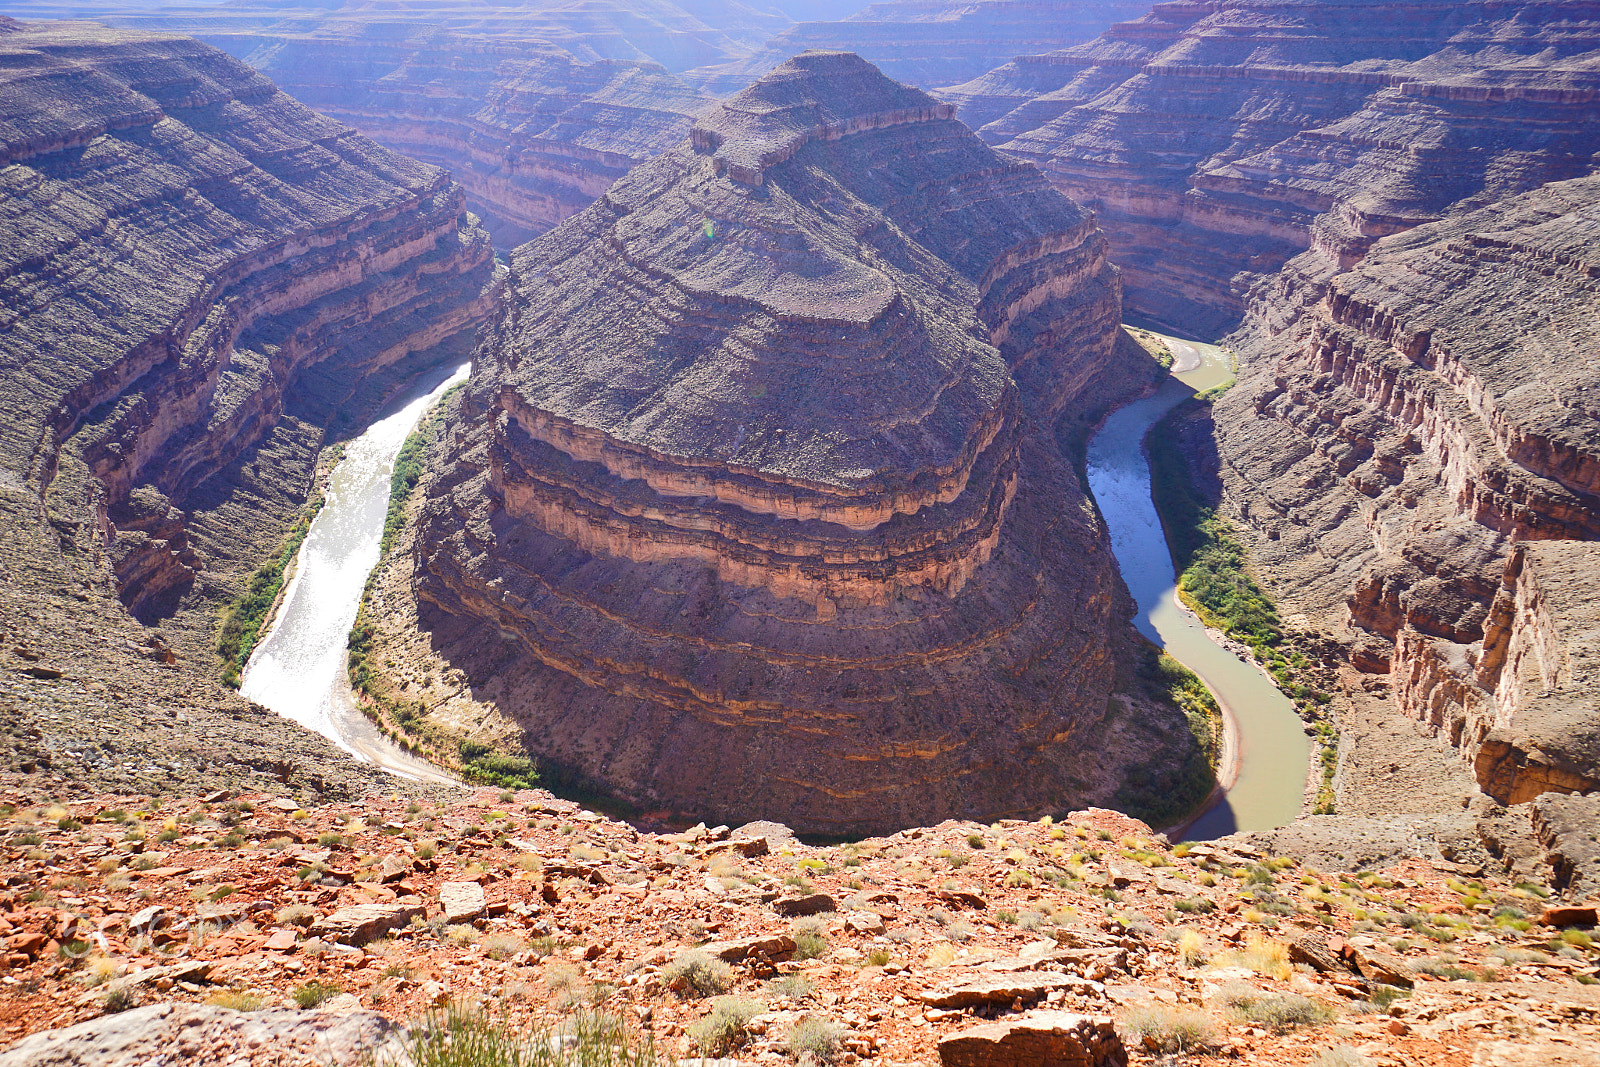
[774,893,835,917]
[1340,941,1414,988]
[702,933,796,962]
[0,1004,405,1067]
[938,1011,1127,1067]
[308,902,425,946]
[73,961,212,1006]
[440,880,487,924]
[920,972,1082,1009]
[1540,905,1598,927]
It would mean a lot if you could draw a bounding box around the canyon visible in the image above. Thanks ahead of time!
[0,18,496,799]
[684,0,1153,97]
[1207,174,1600,812]
[941,0,1600,335]
[363,51,1200,837]
[0,3,1597,1065]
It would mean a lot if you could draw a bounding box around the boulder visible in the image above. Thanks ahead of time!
[0,1004,404,1067]
[920,973,1085,1009]
[937,1011,1127,1067]
[307,903,425,946]
[701,934,797,962]
[439,881,487,924]
[774,894,836,917]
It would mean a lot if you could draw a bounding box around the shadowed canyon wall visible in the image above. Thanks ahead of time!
[941,0,1600,334]
[401,52,1184,835]
[0,20,495,796]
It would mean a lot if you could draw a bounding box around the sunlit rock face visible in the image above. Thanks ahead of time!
[940,0,1600,334]
[412,52,1168,836]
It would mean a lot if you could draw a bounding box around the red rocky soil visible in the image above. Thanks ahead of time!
[1,778,1596,1065]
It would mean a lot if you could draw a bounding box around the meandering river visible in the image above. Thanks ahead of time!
[245,337,1310,823]
[1085,334,1309,838]
[241,364,468,785]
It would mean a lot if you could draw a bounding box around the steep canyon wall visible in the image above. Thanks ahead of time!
[398,52,1183,836]
[942,0,1600,334]
[0,21,495,797]
[1210,176,1600,809]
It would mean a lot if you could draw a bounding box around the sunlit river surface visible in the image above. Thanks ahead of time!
[240,364,468,785]
[1085,334,1309,837]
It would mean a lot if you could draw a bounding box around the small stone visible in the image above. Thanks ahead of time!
[264,929,298,952]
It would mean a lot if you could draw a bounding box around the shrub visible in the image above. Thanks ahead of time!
[482,934,525,960]
[206,990,268,1011]
[1177,929,1208,966]
[1218,984,1332,1030]
[688,997,765,1056]
[102,987,136,1014]
[370,1005,667,1067]
[292,981,342,1009]
[788,1017,844,1064]
[277,904,317,928]
[663,950,733,998]
[769,975,814,1000]
[1121,1007,1215,1054]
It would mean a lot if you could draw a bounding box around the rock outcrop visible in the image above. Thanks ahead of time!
[401,52,1180,835]
[685,0,1151,96]
[0,22,495,795]
[1203,175,1600,809]
[200,29,715,246]
[941,0,1600,333]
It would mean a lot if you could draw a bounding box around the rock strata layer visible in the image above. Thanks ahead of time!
[942,0,1600,332]
[202,29,715,247]
[0,22,495,796]
[685,0,1151,96]
[1207,175,1600,808]
[407,52,1176,835]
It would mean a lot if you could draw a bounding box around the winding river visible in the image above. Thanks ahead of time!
[1085,333,1309,838]
[245,336,1309,826]
[240,363,467,786]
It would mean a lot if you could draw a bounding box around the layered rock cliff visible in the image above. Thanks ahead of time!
[0,21,495,796]
[685,0,1151,96]
[211,29,714,246]
[396,52,1180,835]
[942,0,1600,333]
[1203,175,1600,810]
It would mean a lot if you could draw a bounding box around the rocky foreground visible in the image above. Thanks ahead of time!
[0,780,1597,1066]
